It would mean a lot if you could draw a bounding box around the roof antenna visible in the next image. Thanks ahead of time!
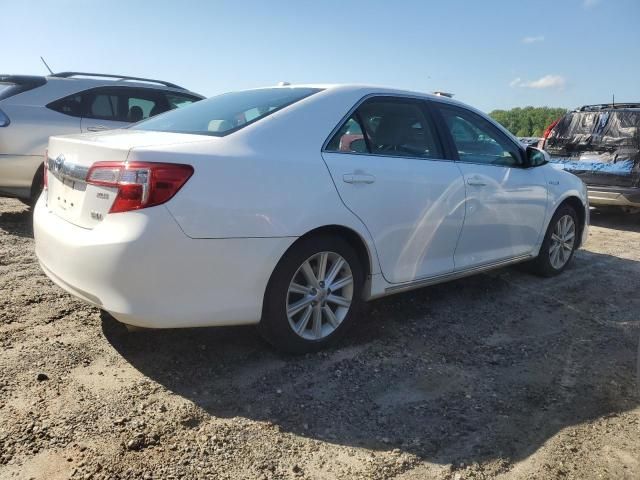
[612,93,615,108]
[40,56,54,75]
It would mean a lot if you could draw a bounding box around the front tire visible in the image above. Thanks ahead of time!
[259,235,364,354]
[529,204,579,277]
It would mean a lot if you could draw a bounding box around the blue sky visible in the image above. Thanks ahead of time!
[3,0,638,112]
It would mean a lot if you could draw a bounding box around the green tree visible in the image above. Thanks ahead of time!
[489,107,567,137]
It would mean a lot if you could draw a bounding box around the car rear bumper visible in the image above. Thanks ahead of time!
[587,186,640,208]
[0,154,43,198]
[33,196,295,328]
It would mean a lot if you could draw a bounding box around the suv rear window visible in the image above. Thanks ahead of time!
[132,88,322,136]
[0,76,47,101]
[548,109,640,150]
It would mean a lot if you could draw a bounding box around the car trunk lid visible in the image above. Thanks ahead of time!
[45,130,210,228]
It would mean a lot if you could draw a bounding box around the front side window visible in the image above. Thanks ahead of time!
[438,104,522,167]
[326,97,442,159]
[133,87,321,136]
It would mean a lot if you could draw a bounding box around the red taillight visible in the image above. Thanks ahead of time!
[85,162,193,213]
[543,119,560,140]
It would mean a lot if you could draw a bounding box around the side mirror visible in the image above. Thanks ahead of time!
[526,146,549,167]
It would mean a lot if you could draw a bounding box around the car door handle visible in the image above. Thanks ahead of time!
[86,125,109,132]
[343,173,376,184]
[466,176,486,187]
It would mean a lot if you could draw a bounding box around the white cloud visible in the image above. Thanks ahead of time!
[522,35,545,44]
[510,75,567,89]
[583,0,600,8]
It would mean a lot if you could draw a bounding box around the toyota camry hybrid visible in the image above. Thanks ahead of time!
[34,85,589,353]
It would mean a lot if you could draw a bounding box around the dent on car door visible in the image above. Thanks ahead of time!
[321,96,466,284]
[435,103,548,269]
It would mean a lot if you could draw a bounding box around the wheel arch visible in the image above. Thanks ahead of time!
[265,224,377,303]
[30,162,45,202]
[557,195,587,247]
[294,225,374,279]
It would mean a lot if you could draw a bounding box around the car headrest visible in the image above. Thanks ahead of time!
[128,106,144,122]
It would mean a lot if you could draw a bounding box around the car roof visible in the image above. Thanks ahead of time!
[221,84,520,145]
[43,76,201,96]
[242,83,470,109]
[0,72,204,104]
[575,103,640,112]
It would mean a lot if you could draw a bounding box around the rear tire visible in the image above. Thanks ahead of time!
[528,204,579,277]
[19,167,44,209]
[259,234,364,354]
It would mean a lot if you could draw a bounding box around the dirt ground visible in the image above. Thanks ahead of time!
[1,197,639,480]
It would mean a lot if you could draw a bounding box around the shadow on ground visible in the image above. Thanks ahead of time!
[0,206,33,238]
[102,242,640,466]
[590,207,640,233]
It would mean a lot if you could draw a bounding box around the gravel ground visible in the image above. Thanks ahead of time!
[1,197,639,480]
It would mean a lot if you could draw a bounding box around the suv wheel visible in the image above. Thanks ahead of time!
[259,235,363,353]
[19,166,44,208]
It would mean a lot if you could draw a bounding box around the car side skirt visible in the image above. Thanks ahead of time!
[375,253,535,297]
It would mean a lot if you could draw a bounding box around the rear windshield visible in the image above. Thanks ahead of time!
[132,87,322,136]
[549,109,640,150]
[0,76,47,101]
[0,84,24,101]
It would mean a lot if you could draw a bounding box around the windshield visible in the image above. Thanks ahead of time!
[0,84,17,101]
[132,87,322,136]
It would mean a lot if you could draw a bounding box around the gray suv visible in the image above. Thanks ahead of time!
[0,72,204,205]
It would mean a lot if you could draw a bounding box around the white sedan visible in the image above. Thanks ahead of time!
[34,85,589,353]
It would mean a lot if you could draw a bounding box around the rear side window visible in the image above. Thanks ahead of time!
[48,94,83,116]
[122,90,166,122]
[326,97,443,159]
[90,93,120,120]
[48,87,170,122]
[325,116,368,153]
[132,87,321,136]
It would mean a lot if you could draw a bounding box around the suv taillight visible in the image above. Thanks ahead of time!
[85,162,193,213]
[542,119,560,143]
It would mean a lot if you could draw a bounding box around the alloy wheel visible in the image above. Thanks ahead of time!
[286,251,354,340]
[549,214,576,270]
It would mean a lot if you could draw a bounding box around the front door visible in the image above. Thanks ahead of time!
[434,103,548,269]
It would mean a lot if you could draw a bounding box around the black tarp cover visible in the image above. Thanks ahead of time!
[546,109,640,187]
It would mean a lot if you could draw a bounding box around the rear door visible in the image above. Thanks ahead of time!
[321,96,466,284]
[434,103,548,269]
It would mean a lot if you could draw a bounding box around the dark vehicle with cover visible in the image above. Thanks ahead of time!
[539,103,640,211]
